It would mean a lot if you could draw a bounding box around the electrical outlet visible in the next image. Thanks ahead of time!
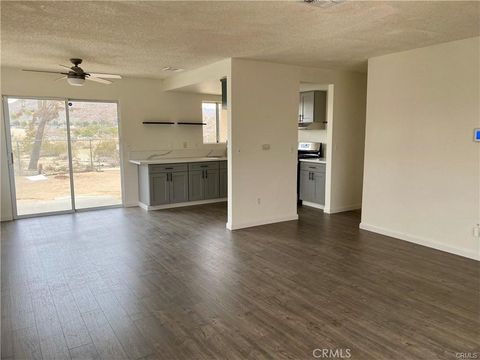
[473,224,480,238]
[257,198,261,205]
[183,141,188,148]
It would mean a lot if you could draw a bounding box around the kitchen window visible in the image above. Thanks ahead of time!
[202,101,227,144]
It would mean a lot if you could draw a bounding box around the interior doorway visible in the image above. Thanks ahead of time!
[3,96,123,218]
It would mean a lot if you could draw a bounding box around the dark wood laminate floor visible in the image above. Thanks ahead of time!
[1,203,479,360]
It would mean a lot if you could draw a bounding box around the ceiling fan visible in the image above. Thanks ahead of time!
[22,58,122,86]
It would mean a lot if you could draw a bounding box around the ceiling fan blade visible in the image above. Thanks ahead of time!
[55,76,67,82]
[22,69,67,75]
[86,77,112,85]
[89,73,122,79]
[59,64,72,70]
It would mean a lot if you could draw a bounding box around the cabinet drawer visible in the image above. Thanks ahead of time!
[149,163,188,174]
[300,162,326,173]
[219,161,227,169]
[188,161,219,171]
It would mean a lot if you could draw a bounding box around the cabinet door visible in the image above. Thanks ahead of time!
[302,91,315,123]
[299,170,314,202]
[313,172,326,205]
[170,172,188,203]
[204,169,220,199]
[219,169,227,198]
[314,91,327,127]
[189,170,204,201]
[298,93,304,123]
[150,174,170,205]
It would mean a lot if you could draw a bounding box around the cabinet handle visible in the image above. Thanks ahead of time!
[165,167,173,170]
[200,165,208,168]
[205,170,208,179]
[202,170,205,179]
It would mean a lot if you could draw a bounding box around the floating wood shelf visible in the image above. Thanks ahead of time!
[142,121,175,125]
[177,122,206,126]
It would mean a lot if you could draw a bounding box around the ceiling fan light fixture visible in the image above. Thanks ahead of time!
[67,77,85,86]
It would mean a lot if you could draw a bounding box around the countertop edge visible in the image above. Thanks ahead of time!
[298,158,327,164]
[129,157,227,165]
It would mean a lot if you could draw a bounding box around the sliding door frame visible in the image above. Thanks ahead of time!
[67,98,124,213]
[2,95,124,219]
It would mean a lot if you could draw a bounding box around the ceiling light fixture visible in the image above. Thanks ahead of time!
[67,77,85,86]
[304,0,346,8]
[161,66,184,72]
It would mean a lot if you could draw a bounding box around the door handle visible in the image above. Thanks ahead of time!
[10,152,14,165]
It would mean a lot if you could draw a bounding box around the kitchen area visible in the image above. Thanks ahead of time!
[297,84,331,211]
[130,156,227,210]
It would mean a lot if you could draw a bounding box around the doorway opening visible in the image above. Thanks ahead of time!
[3,97,123,218]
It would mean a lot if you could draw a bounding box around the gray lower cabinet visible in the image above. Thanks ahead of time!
[169,172,189,203]
[188,170,204,201]
[149,170,188,206]
[138,160,227,207]
[188,162,220,201]
[219,169,227,198]
[150,173,170,205]
[299,162,326,205]
[204,169,219,199]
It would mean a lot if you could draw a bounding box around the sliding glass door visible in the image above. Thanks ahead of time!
[68,101,122,209]
[3,97,122,218]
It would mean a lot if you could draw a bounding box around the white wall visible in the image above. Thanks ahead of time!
[299,68,367,213]
[227,59,300,229]
[225,59,367,229]
[361,37,480,260]
[0,67,222,220]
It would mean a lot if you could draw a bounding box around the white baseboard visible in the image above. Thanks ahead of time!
[139,198,227,211]
[124,202,139,208]
[227,214,299,230]
[302,201,324,210]
[326,203,361,214]
[359,222,479,261]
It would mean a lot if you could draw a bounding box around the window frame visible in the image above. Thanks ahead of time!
[202,101,223,144]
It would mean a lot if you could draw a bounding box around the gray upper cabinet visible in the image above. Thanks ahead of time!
[298,90,327,129]
[299,162,326,205]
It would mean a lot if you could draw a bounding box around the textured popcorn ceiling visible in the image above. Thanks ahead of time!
[1,1,479,79]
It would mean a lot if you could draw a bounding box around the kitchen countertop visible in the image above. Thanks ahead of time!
[129,157,227,165]
[299,158,327,164]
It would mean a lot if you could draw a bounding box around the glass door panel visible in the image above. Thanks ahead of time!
[68,101,122,209]
[6,98,73,216]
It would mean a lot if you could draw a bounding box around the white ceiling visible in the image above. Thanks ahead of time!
[1,1,479,79]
